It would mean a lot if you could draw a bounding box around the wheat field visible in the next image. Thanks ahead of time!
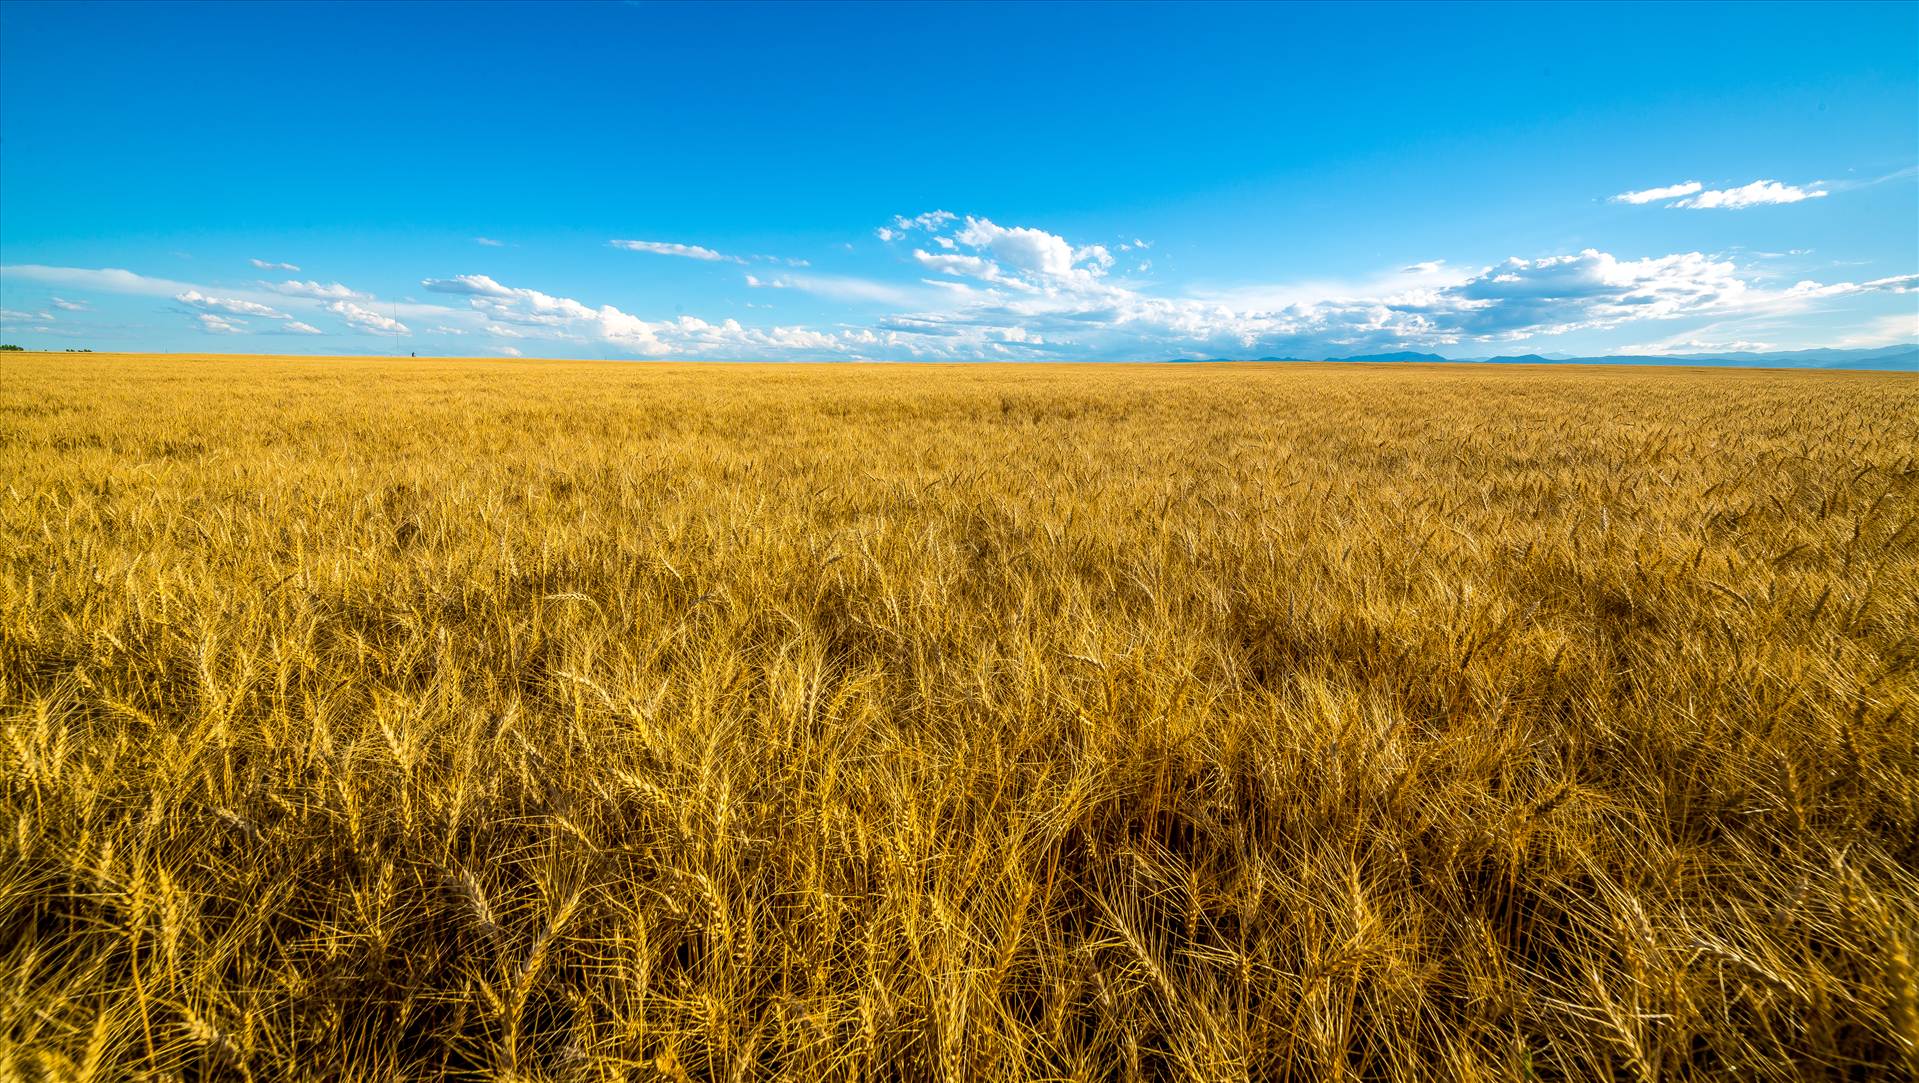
[1,353,1915,1081]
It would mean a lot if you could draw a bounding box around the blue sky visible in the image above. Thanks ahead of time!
[2,1,1914,360]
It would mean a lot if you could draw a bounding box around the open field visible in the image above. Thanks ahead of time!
[2,353,1916,1081]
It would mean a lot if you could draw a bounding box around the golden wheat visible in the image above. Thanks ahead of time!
[1,353,1915,1080]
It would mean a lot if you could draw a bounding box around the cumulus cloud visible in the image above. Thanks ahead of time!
[250,258,300,271]
[326,301,409,335]
[197,313,246,334]
[177,289,287,318]
[282,321,323,335]
[1671,180,1828,209]
[852,209,1919,359]
[609,239,744,263]
[955,217,1079,277]
[7,219,1908,361]
[1612,181,1703,204]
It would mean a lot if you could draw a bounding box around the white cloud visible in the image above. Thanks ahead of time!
[1,263,469,337]
[282,320,323,335]
[475,237,505,247]
[1612,181,1703,204]
[609,239,744,263]
[1,265,198,297]
[2,308,54,323]
[177,289,287,318]
[955,216,1079,277]
[418,271,889,358]
[197,313,245,334]
[1864,273,1919,293]
[491,345,523,356]
[1616,337,1777,355]
[8,222,1909,362]
[422,274,516,298]
[1672,180,1828,209]
[1615,179,1829,210]
[1829,312,1919,349]
[266,279,370,300]
[49,297,88,311]
[326,301,409,335]
[893,210,955,232]
[913,249,998,279]
[1075,244,1115,271]
[859,209,1919,359]
[745,272,924,306]
[250,258,300,272]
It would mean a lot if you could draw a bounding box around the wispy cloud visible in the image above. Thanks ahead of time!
[424,271,869,357]
[1,265,199,297]
[3,263,472,340]
[249,258,300,272]
[422,274,517,298]
[49,297,88,311]
[1612,181,1703,205]
[1829,312,1919,349]
[325,301,409,335]
[475,237,505,247]
[1614,178,1829,209]
[265,280,370,300]
[747,271,928,306]
[1672,180,1828,209]
[197,313,246,334]
[177,289,287,318]
[609,239,744,263]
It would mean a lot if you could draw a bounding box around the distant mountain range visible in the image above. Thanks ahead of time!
[1167,343,1918,371]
